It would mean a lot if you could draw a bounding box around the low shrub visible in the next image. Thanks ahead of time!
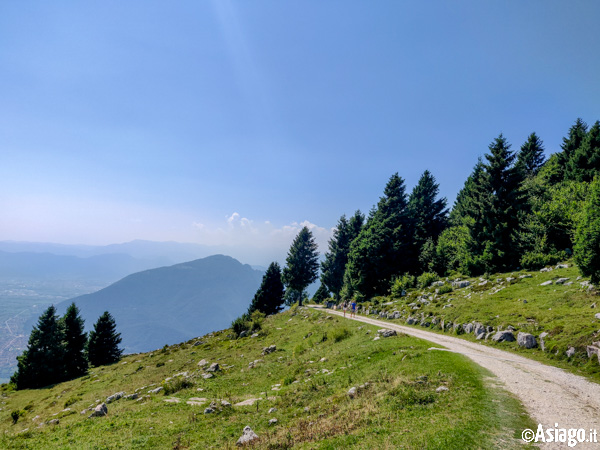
[417,272,438,289]
[520,251,567,270]
[163,378,194,395]
[330,326,352,343]
[390,274,416,297]
[437,284,453,295]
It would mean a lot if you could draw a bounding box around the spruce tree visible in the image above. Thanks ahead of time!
[320,210,364,300]
[516,133,545,179]
[480,134,521,271]
[61,303,88,380]
[312,283,330,304]
[574,177,600,284]
[344,173,412,299]
[407,170,448,271]
[568,120,600,182]
[247,262,285,315]
[87,312,123,367]
[282,227,319,306]
[560,118,588,181]
[11,306,65,389]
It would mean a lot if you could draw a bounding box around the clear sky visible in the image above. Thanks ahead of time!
[1,1,599,264]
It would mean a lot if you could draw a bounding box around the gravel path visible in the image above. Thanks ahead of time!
[321,308,600,449]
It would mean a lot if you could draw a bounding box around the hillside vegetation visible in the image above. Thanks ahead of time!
[0,307,534,449]
[357,262,600,380]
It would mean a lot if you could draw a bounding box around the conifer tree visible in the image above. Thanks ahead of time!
[568,120,600,182]
[407,170,448,271]
[480,134,521,271]
[282,227,319,306]
[320,211,364,300]
[344,173,412,299]
[560,118,588,181]
[61,303,88,380]
[247,262,285,315]
[11,306,65,389]
[312,283,330,304]
[87,312,123,367]
[516,133,546,179]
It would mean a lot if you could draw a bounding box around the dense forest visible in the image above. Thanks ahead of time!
[312,118,600,304]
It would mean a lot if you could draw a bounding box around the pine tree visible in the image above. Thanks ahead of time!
[449,158,490,230]
[282,227,320,306]
[480,134,521,271]
[516,133,546,179]
[568,120,600,182]
[560,118,588,181]
[312,283,330,304]
[247,262,285,315]
[61,303,88,380]
[574,177,600,284]
[344,173,412,299]
[11,306,65,389]
[87,312,123,367]
[407,170,448,271]
[320,210,364,300]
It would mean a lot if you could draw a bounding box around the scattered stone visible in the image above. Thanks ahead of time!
[204,407,215,414]
[148,387,164,394]
[193,340,205,346]
[591,303,597,309]
[268,407,277,414]
[251,333,259,338]
[269,418,278,425]
[262,345,277,355]
[540,280,553,286]
[320,357,328,362]
[239,330,248,338]
[595,313,600,320]
[452,280,470,288]
[478,280,488,286]
[462,323,474,334]
[187,398,208,406]
[105,392,125,404]
[492,331,515,343]
[436,386,449,393]
[234,398,262,407]
[197,359,208,367]
[540,332,549,351]
[555,278,570,285]
[377,329,397,338]
[373,336,380,341]
[88,403,108,418]
[236,426,259,446]
[566,347,576,358]
[347,387,357,398]
[47,419,60,425]
[540,267,552,273]
[202,373,214,379]
[519,274,532,279]
[556,264,569,269]
[586,344,600,361]
[206,363,220,372]
[221,400,231,407]
[517,332,537,349]
[164,397,180,403]
[406,317,417,325]
[124,393,138,400]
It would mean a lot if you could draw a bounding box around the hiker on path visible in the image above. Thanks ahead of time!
[351,300,356,318]
[342,301,347,317]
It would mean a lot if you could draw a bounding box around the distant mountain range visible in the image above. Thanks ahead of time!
[54,255,264,353]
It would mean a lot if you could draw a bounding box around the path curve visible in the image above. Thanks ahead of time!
[316,307,600,449]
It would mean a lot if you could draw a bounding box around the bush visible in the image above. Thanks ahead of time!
[163,377,194,395]
[11,410,24,425]
[231,313,250,337]
[330,326,352,343]
[437,284,453,295]
[390,274,415,297]
[574,178,600,283]
[520,251,567,270]
[417,272,438,289]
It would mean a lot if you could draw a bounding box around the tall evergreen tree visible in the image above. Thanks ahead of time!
[344,173,412,299]
[480,134,521,271]
[407,170,448,271]
[61,303,88,380]
[312,283,330,304]
[516,132,546,179]
[320,210,364,300]
[560,118,588,181]
[86,312,123,367]
[247,262,285,315]
[282,227,319,306]
[11,306,65,389]
[568,120,600,182]
[449,159,490,229]
[574,177,600,284]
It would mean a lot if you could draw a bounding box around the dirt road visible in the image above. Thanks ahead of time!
[319,307,600,449]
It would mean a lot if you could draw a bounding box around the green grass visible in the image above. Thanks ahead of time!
[372,262,600,382]
[0,307,534,449]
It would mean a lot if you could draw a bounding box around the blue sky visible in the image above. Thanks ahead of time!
[1,1,599,264]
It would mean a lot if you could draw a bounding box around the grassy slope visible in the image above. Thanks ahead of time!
[367,263,600,382]
[0,307,534,449]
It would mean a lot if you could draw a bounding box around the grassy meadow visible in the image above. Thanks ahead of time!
[0,307,534,449]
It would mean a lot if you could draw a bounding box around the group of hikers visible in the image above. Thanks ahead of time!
[338,300,357,318]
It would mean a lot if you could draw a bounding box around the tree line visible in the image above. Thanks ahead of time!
[11,304,122,390]
[242,117,600,322]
